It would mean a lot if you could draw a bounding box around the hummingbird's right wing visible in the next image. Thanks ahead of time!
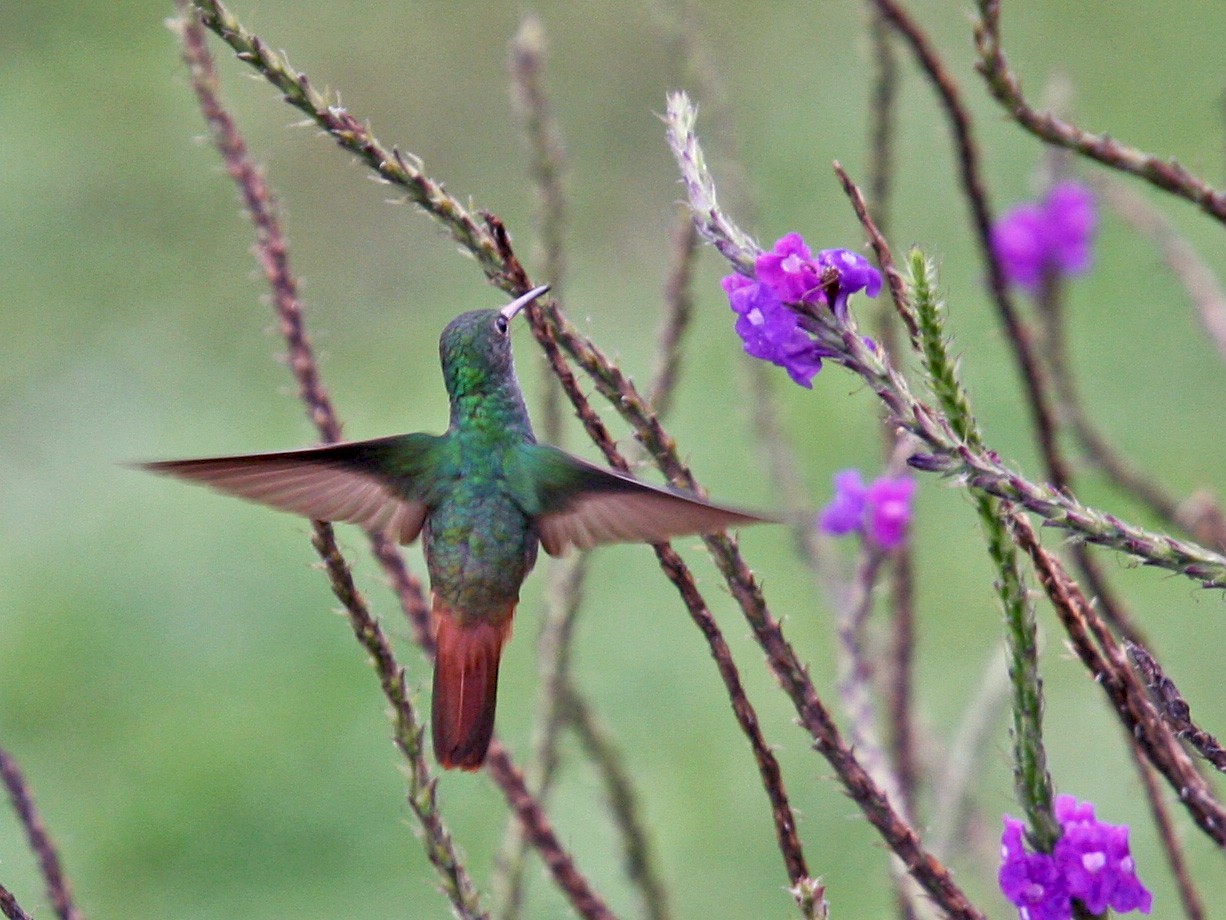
[517,444,774,556]
[139,434,446,544]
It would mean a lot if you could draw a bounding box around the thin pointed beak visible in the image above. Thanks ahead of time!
[500,284,551,321]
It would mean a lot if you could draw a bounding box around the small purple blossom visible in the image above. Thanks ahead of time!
[819,470,915,549]
[999,797,1151,920]
[864,476,916,549]
[722,274,826,387]
[818,247,884,319]
[721,233,882,386]
[1053,796,1152,915]
[1043,183,1096,274]
[755,232,827,305]
[819,470,867,536]
[992,180,1096,291]
[1000,818,1071,920]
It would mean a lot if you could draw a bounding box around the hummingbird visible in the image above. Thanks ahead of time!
[142,285,770,770]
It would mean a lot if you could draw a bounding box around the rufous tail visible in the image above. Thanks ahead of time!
[431,599,513,770]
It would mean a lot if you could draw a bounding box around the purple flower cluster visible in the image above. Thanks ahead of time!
[1000,796,1152,919]
[991,180,1096,291]
[721,233,882,387]
[819,469,915,549]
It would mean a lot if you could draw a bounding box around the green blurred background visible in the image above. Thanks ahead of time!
[4,1,1226,917]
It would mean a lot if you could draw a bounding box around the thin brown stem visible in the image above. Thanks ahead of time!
[0,885,34,920]
[872,0,1069,489]
[509,14,568,446]
[1009,515,1226,845]
[833,162,916,348]
[1128,744,1205,920]
[176,6,339,443]
[485,745,620,920]
[974,0,1226,225]
[649,214,699,417]
[0,747,82,920]
[562,686,673,920]
[1128,642,1226,773]
[651,540,811,889]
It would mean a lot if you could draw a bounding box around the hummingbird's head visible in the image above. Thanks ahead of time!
[439,286,550,399]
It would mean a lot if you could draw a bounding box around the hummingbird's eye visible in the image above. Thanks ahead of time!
[495,315,509,335]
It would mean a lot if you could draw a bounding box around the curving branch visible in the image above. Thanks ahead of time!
[1010,516,1226,846]
[871,0,1070,491]
[974,0,1226,226]
[0,884,34,920]
[0,747,82,920]
[1128,642,1226,774]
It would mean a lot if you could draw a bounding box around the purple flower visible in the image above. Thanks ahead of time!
[1043,183,1096,273]
[865,476,916,549]
[1000,818,1071,920]
[756,232,827,305]
[819,470,915,549]
[722,233,882,386]
[999,798,1151,919]
[1053,796,1152,915]
[992,203,1048,290]
[818,248,884,319]
[992,180,1096,291]
[819,470,867,535]
[722,274,825,387]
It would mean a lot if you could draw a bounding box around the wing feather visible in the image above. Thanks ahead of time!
[528,446,773,556]
[140,435,438,545]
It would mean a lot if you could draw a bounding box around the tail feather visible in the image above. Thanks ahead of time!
[431,599,512,771]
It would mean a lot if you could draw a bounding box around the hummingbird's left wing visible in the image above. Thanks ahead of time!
[518,445,774,556]
[139,434,445,544]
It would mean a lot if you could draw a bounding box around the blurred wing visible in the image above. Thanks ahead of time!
[522,445,773,556]
[139,434,444,544]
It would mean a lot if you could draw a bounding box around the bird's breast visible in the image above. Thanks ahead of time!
[422,482,539,622]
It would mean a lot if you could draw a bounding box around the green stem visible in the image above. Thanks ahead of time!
[910,250,1058,848]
